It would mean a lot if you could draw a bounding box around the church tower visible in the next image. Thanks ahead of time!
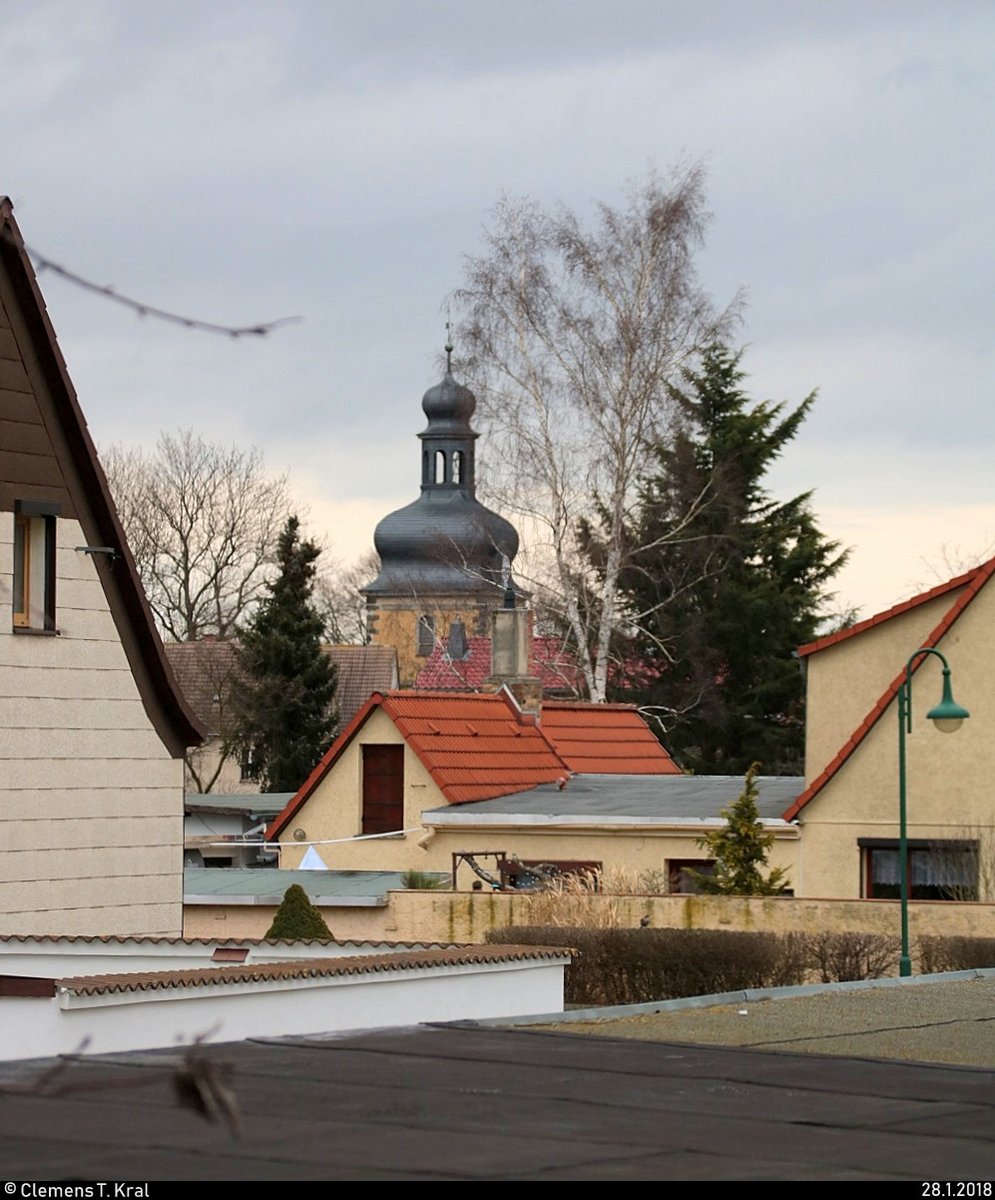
[362,349,521,685]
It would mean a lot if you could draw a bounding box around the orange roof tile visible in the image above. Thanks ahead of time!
[266,690,571,836]
[539,702,680,775]
[389,691,569,803]
[783,556,995,821]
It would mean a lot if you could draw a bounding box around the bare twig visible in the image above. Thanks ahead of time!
[25,243,300,338]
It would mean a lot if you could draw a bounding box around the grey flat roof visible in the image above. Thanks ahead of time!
[424,773,803,825]
[184,867,446,907]
[1,984,992,1180]
[184,793,292,817]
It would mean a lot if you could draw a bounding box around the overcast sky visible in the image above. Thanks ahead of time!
[4,0,993,619]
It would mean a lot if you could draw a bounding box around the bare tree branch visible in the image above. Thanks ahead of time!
[456,166,737,701]
[25,242,299,338]
[103,431,294,641]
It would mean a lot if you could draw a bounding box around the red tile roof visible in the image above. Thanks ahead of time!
[539,702,680,775]
[267,690,570,836]
[783,556,995,821]
[414,635,584,694]
[386,691,571,804]
[267,690,675,837]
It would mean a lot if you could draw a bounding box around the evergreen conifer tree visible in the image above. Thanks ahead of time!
[264,884,334,939]
[235,516,337,792]
[692,763,789,895]
[614,345,846,773]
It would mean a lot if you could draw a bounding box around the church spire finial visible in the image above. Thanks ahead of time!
[445,311,453,373]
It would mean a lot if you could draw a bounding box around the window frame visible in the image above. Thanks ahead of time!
[12,500,58,633]
[667,858,717,894]
[860,838,979,902]
[416,613,435,657]
[362,744,405,836]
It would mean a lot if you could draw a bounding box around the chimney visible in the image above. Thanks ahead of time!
[487,602,542,714]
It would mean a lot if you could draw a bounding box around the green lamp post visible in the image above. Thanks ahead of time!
[897,648,970,977]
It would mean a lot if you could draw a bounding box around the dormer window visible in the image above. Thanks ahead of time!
[12,500,58,632]
[417,614,435,656]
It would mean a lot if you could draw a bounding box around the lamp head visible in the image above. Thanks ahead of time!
[927,668,970,733]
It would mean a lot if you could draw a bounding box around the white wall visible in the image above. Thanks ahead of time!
[0,956,567,1060]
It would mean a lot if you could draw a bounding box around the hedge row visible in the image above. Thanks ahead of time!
[486,926,995,1005]
[487,926,804,1006]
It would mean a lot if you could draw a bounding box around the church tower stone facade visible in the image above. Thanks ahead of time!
[362,355,521,686]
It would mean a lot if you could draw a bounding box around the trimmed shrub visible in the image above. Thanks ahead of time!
[265,884,334,940]
[799,931,898,983]
[918,936,995,974]
[486,926,805,1006]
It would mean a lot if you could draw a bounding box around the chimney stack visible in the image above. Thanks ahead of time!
[487,602,542,714]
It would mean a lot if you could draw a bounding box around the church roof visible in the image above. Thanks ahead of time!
[414,634,584,693]
[363,364,520,600]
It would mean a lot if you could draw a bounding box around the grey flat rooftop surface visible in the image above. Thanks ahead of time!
[426,773,803,821]
[184,793,291,816]
[184,867,445,903]
[0,978,992,1180]
[546,975,995,1067]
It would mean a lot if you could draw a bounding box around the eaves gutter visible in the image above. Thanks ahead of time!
[422,813,799,836]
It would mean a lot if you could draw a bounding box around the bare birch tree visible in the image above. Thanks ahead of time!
[314,549,380,645]
[456,166,734,701]
[103,431,293,641]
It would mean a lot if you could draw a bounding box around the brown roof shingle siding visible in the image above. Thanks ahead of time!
[539,702,679,775]
[164,641,397,739]
[0,418,57,457]
[269,690,677,835]
[164,639,241,734]
[0,354,31,393]
[325,643,398,730]
[0,197,202,753]
[0,387,46,426]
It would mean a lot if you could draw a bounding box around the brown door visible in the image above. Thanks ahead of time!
[362,745,404,835]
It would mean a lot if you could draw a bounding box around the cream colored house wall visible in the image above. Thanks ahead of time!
[804,591,964,782]
[184,736,258,795]
[275,710,800,884]
[0,514,184,936]
[277,706,442,871]
[798,585,993,899]
[418,822,798,885]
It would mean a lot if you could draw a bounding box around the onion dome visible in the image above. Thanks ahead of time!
[363,361,520,598]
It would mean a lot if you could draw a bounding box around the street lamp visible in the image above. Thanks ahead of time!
[897,648,970,976]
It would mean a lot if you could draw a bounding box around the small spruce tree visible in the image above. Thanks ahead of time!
[235,516,337,792]
[265,884,334,940]
[692,763,790,895]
